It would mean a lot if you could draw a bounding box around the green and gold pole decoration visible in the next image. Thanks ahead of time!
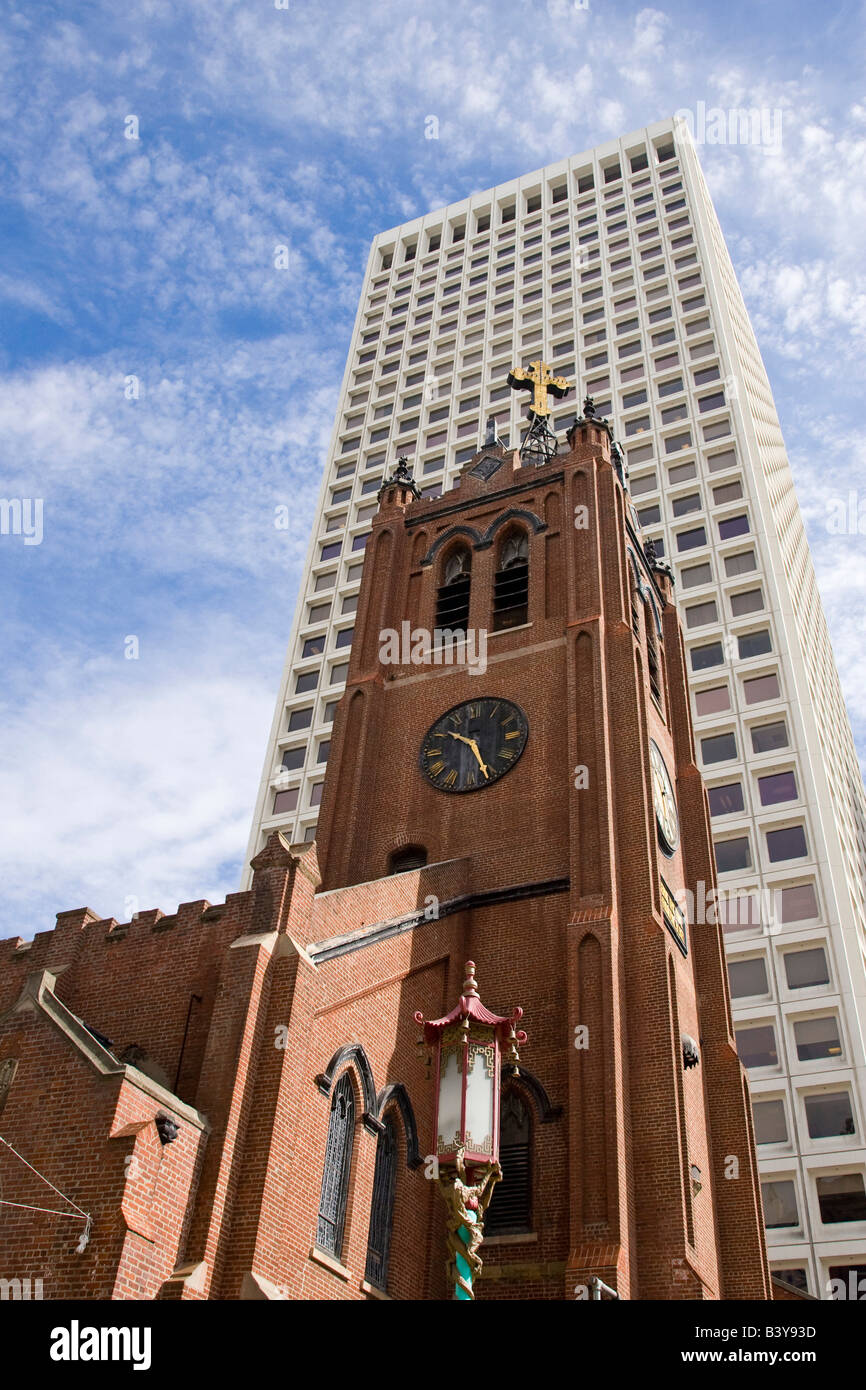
[415,962,526,1301]
[438,1147,500,1299]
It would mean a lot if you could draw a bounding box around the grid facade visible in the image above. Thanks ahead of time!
[243,118,866,1296]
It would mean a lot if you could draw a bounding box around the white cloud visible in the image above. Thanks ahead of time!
[0,617,275,938]
[632,8,671,59]
[0,339,337,580]
[2,0,866,940]
[0,272,69,324]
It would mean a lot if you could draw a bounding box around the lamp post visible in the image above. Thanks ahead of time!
[415,961,526,1300]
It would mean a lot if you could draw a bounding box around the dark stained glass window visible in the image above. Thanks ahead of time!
[365,1113,398,1290]
[317,1073,355,1258]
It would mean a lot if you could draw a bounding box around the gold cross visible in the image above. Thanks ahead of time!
[507,359,570,418]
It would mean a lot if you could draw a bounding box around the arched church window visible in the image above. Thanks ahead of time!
[629,568,641,638]
[436,545,471,635]
[644,601,662,705]
[493,529,529,631]
[364,1111,398,1290]
[316,1072,355,1258]
[485,1089,532,1235]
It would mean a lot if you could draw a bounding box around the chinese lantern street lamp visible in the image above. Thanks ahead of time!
[415,961,526,1300]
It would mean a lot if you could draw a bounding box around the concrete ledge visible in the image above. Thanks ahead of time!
[359,1279,392,1300]
[309,1246,352,1282]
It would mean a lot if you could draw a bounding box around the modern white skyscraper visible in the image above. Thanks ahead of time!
[244,117,866,1296]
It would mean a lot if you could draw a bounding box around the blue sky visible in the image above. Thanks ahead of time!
[1,0,865,938]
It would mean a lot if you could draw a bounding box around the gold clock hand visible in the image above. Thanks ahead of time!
[446,731,490,778]
[468,739,490,779]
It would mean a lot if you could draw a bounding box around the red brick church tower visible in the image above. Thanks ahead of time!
[313,395,772,1300]
[0,387,772,1301]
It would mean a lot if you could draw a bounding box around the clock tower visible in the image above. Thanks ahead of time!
[315,389,772,1300]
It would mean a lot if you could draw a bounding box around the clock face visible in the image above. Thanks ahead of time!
[650,740,679,855]
[420,698,529,793]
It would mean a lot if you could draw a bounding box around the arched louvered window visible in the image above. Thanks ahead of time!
[317,1072,355,1258]
[436,546,471,636]
[388,845,428,874]
[364,1112,398,1290]
[644,602,662,705]
[493,530,529,631]
[485,1090,532,1236]
[629,568,641,638]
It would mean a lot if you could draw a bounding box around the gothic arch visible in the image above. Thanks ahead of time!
[486,1084,533,1236]
[434,538,472,636]
[476,507,547,550]
[362,529,394,668]
[320,687,368,878]
[420,525,483,568]
[627,547,662,637]
[436,535,472,579]
[316,1068,356,1258]
[315,1043,381,1134]
[494,520,530,560]
[646,589,662,637]
[410,529,429,565]
[501,1064,563,1122]
[375,1082,423,1168]
[364,1108,398,1291]
[543,490,561,528]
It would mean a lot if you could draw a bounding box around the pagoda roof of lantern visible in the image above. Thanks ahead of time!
[423,995,515,1033]
[415,961,524,1042]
